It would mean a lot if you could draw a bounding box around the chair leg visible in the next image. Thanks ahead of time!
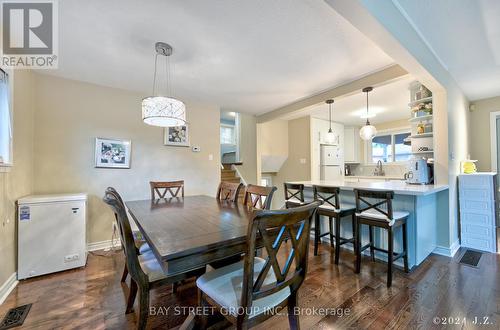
[198,290,209,330]
[387,228,394,287]
[287,291,300,330]
[355,220,361,274]
[121,264,128,282]
[314,213,320,256]
[402,222,409,273]
[334,216,341,265]
[328,217,334,248]
[173,282,178,293]
[137,285,150,330]
[126,279,138,314]
[369,225,375,262]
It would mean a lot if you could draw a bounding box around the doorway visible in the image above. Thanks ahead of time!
[220,111,240,164]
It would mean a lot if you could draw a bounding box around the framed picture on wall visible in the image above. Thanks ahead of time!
[95,137,131,168]
[164,125,189,147]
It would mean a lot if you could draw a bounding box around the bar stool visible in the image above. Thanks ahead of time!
[313,185,356,263]
[284,183,305,208]
[354,189,409,287]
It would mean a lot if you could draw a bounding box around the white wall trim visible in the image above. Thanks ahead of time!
[0,273,18,305]
[232,164,247,186]
[489,111,500,172]
[87,239,120,252]
[433,240,460,258]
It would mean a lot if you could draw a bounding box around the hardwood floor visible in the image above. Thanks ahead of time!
[1,245,499,329]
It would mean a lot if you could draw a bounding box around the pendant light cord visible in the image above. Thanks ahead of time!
[152,53,159,95]
[365,90,370,126]
[329,103,332,131]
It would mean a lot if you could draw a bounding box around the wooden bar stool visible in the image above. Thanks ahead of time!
[284,183,305,208]
[313,185,356,263]
[354,189,409,287]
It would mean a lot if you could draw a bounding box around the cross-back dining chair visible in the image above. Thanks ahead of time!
[196,201,320,329]
[216,181,244,203]
[243,184,277,210]
[105,187,150,283]
[284,183,305,208]
[150,180,184,200]
[103,190,205,330]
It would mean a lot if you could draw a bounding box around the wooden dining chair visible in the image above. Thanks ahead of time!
[105,187,150,283]
[354,189,409,287]
[216,181,244,203]
[150,180,184,200]
[243,184,277,210]
[103,190,205,330]
[196,201,320,329]
[284,183,305,208]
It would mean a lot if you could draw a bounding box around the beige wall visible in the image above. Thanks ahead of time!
[0,70,34,285]
[264,117,310,208]
[235,113,257,184]
[32,73,221,243]
[469,96,500,171]
[375,118,410,131]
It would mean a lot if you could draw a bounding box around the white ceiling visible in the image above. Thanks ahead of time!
[41,0,394,114]
[282,75,414,126]
[395,0,500,101]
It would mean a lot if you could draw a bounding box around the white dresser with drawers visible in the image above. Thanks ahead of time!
[458,173,498,253]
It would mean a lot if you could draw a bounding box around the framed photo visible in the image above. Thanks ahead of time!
[164,125,189,147]
[95,138,131,168]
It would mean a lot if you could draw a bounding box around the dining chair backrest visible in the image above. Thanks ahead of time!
[284,183,305,203]
[240,201,320,315]
[216,181,244,203]
[103,190,148,284]
[354,189,394,219]
[150,180,184,200]
[105,187,126,243]
[243,184,277,210]
[313,185,340,209]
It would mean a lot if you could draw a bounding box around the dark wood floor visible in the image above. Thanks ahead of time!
[1,244,499,329]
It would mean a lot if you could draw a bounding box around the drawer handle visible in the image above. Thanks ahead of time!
[72,208,79,214]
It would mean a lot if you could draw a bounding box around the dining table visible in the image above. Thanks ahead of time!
[126,195,256,278]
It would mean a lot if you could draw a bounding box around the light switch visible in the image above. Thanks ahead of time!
[208,154,213,161]
[300,158,307,164]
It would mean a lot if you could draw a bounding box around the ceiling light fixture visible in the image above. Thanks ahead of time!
[142,42,186,127]
[325,99,336,144]
[359,87,377,141]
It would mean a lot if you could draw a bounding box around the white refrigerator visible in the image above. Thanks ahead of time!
[320,145,342,180]
[17,194,87,279]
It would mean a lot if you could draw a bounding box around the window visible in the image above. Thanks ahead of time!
[0,69,12,165]
[370,130,411,163]
[261,176,272,187]
[220,124,235,144]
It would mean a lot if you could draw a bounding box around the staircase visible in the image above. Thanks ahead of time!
[221,164,245,201]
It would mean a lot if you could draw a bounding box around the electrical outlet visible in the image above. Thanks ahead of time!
[64,254,79,262]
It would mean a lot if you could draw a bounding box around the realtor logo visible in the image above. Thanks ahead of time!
[1,0,58,68]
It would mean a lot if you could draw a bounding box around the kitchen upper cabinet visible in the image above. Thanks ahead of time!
[344,127,360,163]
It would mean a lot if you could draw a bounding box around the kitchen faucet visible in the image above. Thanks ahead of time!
[374,160,385,176]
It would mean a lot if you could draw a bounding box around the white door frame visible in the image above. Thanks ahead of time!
[489,111,500,172]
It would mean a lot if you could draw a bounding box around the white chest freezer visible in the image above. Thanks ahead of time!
[17,193,87,280]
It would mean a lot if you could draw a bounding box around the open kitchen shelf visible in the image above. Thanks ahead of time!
[410,132,433,139]
[408,114,433,123]
[408,96,433,107]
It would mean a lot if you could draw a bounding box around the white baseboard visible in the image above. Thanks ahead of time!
[0,272,18,305]
[87,239,121,252]
[433,240,460,257]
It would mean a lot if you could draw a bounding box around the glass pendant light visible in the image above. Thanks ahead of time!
[325,99,336,144]
[359,87,377,140]
[142,42,186,127]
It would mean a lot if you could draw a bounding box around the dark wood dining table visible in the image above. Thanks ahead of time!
[126,195,255,276]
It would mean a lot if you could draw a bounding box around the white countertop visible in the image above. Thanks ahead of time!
[345,175,405,180]
[290,180,448,196]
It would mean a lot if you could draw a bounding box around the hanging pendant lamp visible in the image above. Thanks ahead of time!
[359,87,377,140]
[325,99,336,144]
[142,42,186,127]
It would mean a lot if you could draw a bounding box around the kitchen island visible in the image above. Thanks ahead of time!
[290,180,449,269]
